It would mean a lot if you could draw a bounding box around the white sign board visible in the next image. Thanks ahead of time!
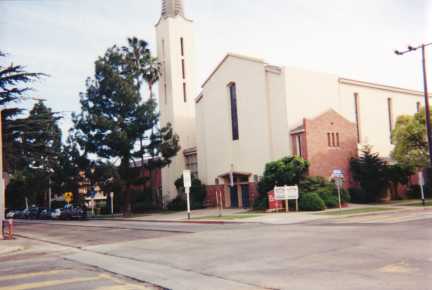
[183,170,192,188]
[274,185,299,200]
[419,172,425,186]
[331,169,344,179]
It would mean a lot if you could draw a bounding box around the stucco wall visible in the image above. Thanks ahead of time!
[196,55,274,184]
[156,16,197,200]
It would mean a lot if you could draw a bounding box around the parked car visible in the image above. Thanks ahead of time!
[39,208,52,220]
[60,206,87,220]
[51,208,62,220]
[26,207,41,219]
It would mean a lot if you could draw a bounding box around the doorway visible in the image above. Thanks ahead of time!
[241,184,249,208]
[230,186,238,208]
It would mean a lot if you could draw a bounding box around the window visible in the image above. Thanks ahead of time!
[354,93,361,143]
[182,59,186,79]
[417,101,421,113]
[295,134,303,157]
[387,98,393,143]
[164,83,167,104]
[183,83,187,103]
[228,83,239,140]
[327,132,340,148]
[180,37,184,56]
[185,153,198,178]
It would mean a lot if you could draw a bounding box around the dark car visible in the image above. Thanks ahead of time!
[39,208,52,220]
[60,206,87,220]
[27,207,41,219]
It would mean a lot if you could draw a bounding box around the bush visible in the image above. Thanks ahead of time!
[406,184,432,199]
[175,176,207,209]
[301,176,350,208]
[253,194,268,210]
[167,196,187,211]
[349,187,369,204]
[299,192,325,211]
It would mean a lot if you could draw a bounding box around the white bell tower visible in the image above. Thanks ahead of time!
[156,0,196,201]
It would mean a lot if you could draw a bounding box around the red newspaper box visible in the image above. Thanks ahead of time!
[268,190,283,210]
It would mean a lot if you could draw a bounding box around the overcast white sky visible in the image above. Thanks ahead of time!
[1,0,431,134]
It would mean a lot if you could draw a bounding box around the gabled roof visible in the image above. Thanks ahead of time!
[201,53,267,88]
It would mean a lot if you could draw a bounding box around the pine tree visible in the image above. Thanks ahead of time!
[74,40,180,215]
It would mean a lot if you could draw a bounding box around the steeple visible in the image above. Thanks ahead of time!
[161,0,184,18]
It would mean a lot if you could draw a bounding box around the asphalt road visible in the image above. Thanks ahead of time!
[2,212,432,290]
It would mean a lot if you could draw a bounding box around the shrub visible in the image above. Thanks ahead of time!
[350,147,388,202]
[299,192,325,211]
[167,196,187,211]
[301,176,350,208]
[349,187,369,204]
[253,195,268,210]
[406,184,432,199]
[175,176,207,209]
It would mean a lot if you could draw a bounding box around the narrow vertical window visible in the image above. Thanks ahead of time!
[296,135,302,157]
[354,93,361,143]
[183,83,187,103]
[180,37,184,57]
[417,101,421,113]
[182,59,186,79]
[387,98,393,142]
[336,133,340,147]
[164,84,167,104]
[331,133,336,147]
[229,83,239,141]
[327,133,331,147]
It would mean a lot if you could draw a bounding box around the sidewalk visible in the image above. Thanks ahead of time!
[93,202,426,225]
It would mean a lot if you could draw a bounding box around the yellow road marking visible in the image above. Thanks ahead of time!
[97,274,151,290]
[0,274,104,290]
[0,270,66,282]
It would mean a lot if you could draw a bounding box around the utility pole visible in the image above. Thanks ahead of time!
[395,43,432,167]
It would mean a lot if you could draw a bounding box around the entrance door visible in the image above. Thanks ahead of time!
[230,186,238,208]
[241,184,249,208]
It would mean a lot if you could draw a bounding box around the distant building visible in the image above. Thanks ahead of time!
[155,1,427,208]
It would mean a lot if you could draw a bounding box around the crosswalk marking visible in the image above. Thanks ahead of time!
[0,270,65,282]
[0,274,104,290]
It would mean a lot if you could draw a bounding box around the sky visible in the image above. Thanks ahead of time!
[1,0,431,135]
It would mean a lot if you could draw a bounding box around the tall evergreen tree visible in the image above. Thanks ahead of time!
[73,40,179,215]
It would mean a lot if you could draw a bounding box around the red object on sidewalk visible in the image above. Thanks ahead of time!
[268,191,283,210]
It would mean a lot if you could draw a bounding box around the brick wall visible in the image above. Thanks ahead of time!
[205,184,225,207]
[303,109,358,188]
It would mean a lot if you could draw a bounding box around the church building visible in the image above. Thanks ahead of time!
[155,0,426,208]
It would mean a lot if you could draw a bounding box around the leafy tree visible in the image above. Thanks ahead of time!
[258,156,309,195]
[385,164,413,200]
[254,156,309,209]
[391,108,431,169]
[73,40,179,215]
[350,147,389,202]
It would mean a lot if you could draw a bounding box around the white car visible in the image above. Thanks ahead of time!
[51,208,62,219]
[6,211,15,218]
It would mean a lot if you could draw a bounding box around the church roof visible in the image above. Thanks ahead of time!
[162,0,184,18]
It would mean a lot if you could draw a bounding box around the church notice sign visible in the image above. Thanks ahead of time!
[274,186,299,201]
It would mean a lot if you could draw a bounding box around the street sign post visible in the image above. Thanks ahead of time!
[183,170,192,220]
[419,171,426,206]
[274,185,299,212]
[110,192,114,215]
[331,170,344,209]
[64,192,73,205]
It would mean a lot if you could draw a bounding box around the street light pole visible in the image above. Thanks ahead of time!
[421,45,432,167]
[395,43,432,167]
